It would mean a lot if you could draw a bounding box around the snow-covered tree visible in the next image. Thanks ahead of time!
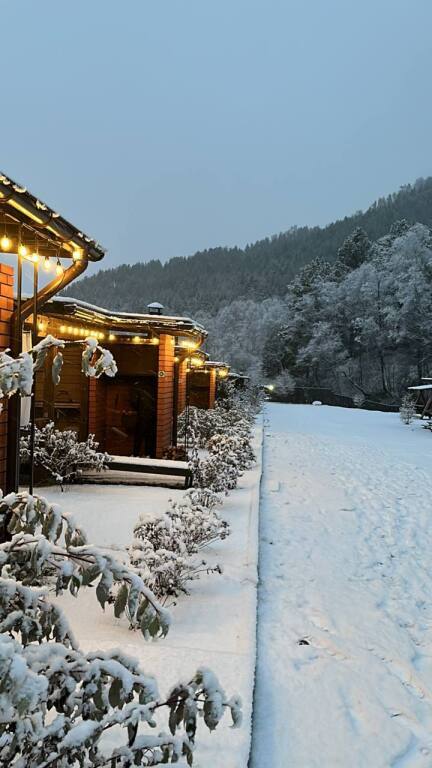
[399,392,417,424]
[20,422,110,490]
[266,221,432,403]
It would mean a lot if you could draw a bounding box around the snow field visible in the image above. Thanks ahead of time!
[252,403,432,768]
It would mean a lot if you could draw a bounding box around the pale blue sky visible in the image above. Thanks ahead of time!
[2,0,432,275]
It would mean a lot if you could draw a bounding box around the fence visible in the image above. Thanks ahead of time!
[269,386,399,413]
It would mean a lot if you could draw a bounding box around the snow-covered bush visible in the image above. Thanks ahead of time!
[188,422,255,494]
[0,492,169,637]
[20,422,110,489]
[353,393,365,408]
[134,380,259,606]
[0,339,240,764]
[400,392,417,424]
[130,495,229,601]
[169,493,230,550]
[0,492,240,765]
[179,381,260,455]
[0,630,240,767]
[183,381,258,495]
[185,486,222,511]
[190,430,255,495]
[178,406,222,448]
[190,447,239,495]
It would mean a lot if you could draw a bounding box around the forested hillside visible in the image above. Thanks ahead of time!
[262,221,432,401]
[64,178,432,315]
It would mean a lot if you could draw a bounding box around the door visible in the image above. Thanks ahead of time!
[105,375,157,457]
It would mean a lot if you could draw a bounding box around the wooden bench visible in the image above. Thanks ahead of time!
[80,456,192,488]
[105,457,193,488]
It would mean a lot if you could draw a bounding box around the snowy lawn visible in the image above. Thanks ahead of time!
[40,421,263,768]
[251,403,432,768]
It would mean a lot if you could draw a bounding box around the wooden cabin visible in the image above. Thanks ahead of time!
[0,171,106,491]
[189,360,230,409]
[34,298,207,458]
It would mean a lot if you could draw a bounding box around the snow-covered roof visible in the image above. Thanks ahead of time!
[408,384,432,391]
[0,172,105,261]
[46,296,206,335]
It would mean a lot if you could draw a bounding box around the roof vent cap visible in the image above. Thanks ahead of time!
[147,301,164,316]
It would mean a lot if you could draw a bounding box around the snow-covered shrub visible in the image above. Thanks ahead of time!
[144,381,260,605]
[130,495,229,601]
[130,527,220,602]
[211,431,255,472]
[178,406,222,448]
[312,400,323,406]
[20,422,110,489]
[0,492,169,637]
[179,381,260,455]
[353,393,365,408]
[0,595,238,767]
[190,429,254,494]
[184,486,222,511]
[0,631,238,766]
[0,492,241,765]
[190,446,240,495]
[183,382,258,495]
[400,392,417,424]
[169,493,230,550]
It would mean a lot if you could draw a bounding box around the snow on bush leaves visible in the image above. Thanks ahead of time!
[0,492,240,766]
[130,382,259,602]
[130,494,228,602]
[20,422,111,489]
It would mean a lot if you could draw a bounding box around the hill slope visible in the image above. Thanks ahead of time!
[64,177,432,315]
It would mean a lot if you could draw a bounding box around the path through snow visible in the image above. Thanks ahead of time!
[251,403,432,768]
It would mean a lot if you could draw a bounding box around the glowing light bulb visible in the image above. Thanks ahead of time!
[55,259,64,276]
[31,252,40,263]
[109,333,116,341]
[43,257,51,271]
[72,248,82,260]
[0,235,11,252]
[18,244,28,258]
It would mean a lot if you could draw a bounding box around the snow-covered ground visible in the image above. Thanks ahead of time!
[251,403,432,768]
[40,422,263,768]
